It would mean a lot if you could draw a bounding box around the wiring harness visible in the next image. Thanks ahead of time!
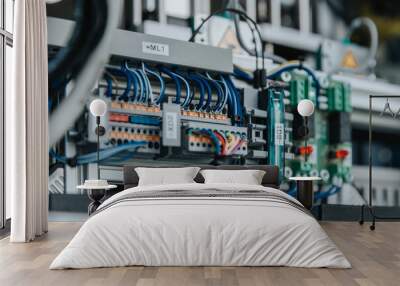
[50,142,146,167]
[188,128,246,157]
[102,63,243,125]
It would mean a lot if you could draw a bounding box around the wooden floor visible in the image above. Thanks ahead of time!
[1,222,399,286]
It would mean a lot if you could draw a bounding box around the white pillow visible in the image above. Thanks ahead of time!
[135,167,200,186]
[200,169,266,185]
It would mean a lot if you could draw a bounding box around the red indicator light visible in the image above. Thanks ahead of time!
[299,146,313,155]
[336,149,349,159]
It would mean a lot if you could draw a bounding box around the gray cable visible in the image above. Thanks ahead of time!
[346,17,378,72]
[49,0,121,146]
[331,17,378,75]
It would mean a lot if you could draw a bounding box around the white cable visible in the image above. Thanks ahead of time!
[219,76,230,113]
[49,0,121,146]
[136,69,147,102]
[136,67,146,103]
[144,65,165,105]
[142,62,154,104]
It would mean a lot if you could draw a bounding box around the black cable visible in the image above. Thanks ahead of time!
[235,13,287,64]
[188,8,265,74]
[69,0,108,79]
[48,0,108,84]
[233,12,255,57]
[227,0,287,64]
[48,0,88,82]
[223,1,259,70]
[243,17,259,71]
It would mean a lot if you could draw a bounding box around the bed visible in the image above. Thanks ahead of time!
[50,165,350,269]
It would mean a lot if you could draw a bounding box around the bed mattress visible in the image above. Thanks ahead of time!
[50,183,350,269]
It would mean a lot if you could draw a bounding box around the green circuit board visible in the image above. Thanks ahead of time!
[281,73,352,187]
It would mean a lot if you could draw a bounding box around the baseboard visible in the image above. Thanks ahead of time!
[49,194,400,221]
[0,218,11,239]
[49,194,90,212]
[312,204,400,221]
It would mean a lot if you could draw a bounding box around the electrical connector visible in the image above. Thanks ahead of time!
[253,69,267,89]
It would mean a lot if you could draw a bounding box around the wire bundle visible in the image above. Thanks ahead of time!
[103,64,243,125]
[189,129,245,156]
[189,129,221,155]
[104,62,166,106]
[50,142,146,166]
[215,131,245,156]
[287,184,342,201]
[233,61,321,105]
[314,185,341,201]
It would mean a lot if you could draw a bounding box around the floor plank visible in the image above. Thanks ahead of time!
[0,222,399,286]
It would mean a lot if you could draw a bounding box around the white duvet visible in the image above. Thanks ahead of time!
[50,183,351,269]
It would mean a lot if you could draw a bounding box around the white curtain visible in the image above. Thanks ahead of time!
[7,0,48,242]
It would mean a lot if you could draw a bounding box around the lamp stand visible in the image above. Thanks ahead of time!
[96,116,100,180]
[304,116,309,163]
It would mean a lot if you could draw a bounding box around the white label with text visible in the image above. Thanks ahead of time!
[142,41,169,56]
[274,123,284,146]
[165,112,177,139]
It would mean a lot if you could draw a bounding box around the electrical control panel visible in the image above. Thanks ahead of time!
[49,25,353,198]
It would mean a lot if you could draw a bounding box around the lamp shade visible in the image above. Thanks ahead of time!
[297,99,315,117]
[89,99,107,117]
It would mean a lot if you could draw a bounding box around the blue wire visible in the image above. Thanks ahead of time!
[210,79,223,112]
[104,152,140,164]
[287,186,297,197]
[50,142,147,165]
[202,73,224,112]
[49,149,67,164]
[221,75,237,120]
[135,69,148,103]
[233,66,253,82]
[176,71,191,107]
[79,143,145,164]
[214,75,228,113]
[123,62,139,102]
[104,74,113,98]
[267,64,320,104]
[77,142,145,162]
[207,74,227,113]
[160,67,181,104]
[131,68,144,103]
[196,74,213,111]
[188,74,206,111]
[130,69,142,102]
[106,68,131,101]
[314,185,341,200]
[139,64,151,103]
[225,76,243,123]
[78,141,146,164]
[144,65,166,105]
[192,129,221,155]
[121,69,132,101]
[171,72,194,109]
[127,69,138,102]
[175,72,193,108]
